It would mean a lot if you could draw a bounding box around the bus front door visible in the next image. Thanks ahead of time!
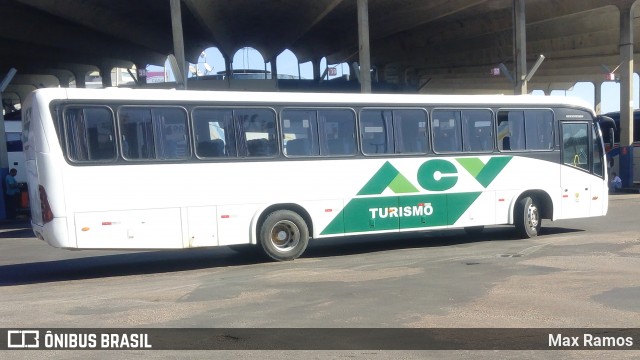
[560,122,591,219]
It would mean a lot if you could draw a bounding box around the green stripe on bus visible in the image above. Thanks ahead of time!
[320,192,481,235]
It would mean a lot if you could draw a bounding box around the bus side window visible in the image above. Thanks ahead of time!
[281,109,319,157]
[64,106,116,162]
[236,109,277,157]
[119,107,155,160]
[360,109,392,155]
[497,111,525,151]
[432,110,462,153]
[461,110,493,152]
[394,109,428,154]
[320,109,356,156]
[152,107,190,160]
[192,108,236,158]
[525,110,554,150]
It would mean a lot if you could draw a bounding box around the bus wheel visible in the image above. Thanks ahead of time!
[515,196,541,238]
[259,210,309,261]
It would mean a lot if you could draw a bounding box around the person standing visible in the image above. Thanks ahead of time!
[5,168,20,219]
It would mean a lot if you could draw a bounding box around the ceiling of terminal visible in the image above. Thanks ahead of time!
[1,0,639,101]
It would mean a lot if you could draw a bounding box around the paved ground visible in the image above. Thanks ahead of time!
[1,194,640,359]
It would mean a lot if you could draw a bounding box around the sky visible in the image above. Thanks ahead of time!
[532,77,640,115]
[149,47,349,82]
[150,46,636,115]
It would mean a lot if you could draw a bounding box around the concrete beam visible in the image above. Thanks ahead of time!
[619,3,635,147]
[170,0,187,90]
[357,0,372,93]
[513,0,527,94]
[1,2,165,66]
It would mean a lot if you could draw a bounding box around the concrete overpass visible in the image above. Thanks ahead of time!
[0,1,638,95]
[1,0,640,193]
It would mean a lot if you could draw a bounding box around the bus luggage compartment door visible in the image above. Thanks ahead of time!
[75,208,183,249]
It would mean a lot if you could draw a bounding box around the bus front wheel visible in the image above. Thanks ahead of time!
[514,196,541,238]
[259,210,309,261]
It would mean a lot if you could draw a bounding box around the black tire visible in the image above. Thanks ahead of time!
[464,226,484,235]
[259,210,309,261]
[514,196,541,238]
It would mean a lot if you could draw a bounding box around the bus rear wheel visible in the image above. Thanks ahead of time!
[514,196,541,238]
[259,210,309,261]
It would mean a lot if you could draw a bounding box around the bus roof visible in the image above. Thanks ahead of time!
[29,87,594,112]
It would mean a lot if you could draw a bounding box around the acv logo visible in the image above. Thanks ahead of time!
[357,156,512,195]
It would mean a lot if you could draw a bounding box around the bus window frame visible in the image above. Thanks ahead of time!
[496,107,556,153]
[61,104,118,164]
[311,107,358,158]
[232,106,280,158]
[359,107,430,156]
[279,107,322,158]
[459,108,495,153]
[117,105,191,162]
[191,106,238,160]
[430,107,495,154]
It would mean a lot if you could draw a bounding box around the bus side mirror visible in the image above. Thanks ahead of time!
[609,128,615,150]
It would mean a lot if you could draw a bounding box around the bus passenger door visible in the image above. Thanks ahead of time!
[560,122,591,218]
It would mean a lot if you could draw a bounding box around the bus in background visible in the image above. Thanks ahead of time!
[599,110,640,183]
[22,88,608,261]
[3,110,26,183]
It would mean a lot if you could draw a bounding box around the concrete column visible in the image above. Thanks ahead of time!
[512,0,527,95]
[224,54,233,88]
[170,0,187,90]
[270,57,278,80]
[619,4,634,147]
[59,74,72,88]
[312,58,321,82]
[357,0,372,93]
[135,63,147,85]
[617,1,637,188]
[49,70,73,88]
[100,66,112,88]
[594,81,603,115]
[73,71,86,88]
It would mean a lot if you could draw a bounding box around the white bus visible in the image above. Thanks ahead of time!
[23,88,608,261]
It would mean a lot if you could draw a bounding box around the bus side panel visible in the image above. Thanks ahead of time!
[217,204,258,246]
[186,206,218,247]
[75,208,183,249]
[450,191,496,227]
[495,190,518,224]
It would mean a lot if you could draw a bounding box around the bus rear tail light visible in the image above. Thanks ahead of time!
[38,185,54,224]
